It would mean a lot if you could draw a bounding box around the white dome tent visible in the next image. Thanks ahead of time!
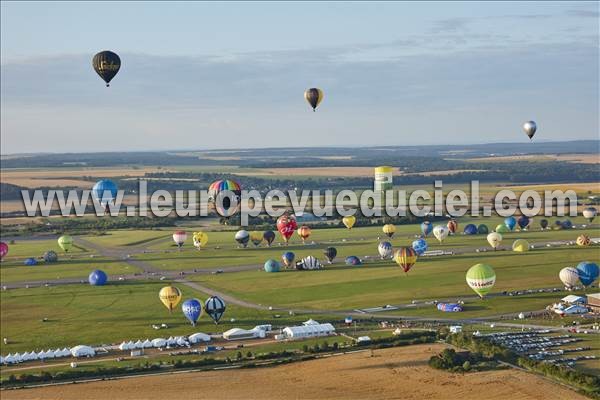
[142,339,153,348]
[151,338,167,348]
[188,332,211,344]
[70,345,95,358]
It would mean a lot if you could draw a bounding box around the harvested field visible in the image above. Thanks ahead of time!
[2,344,587,400]
[466,153,599,164]
[2,168,167,188]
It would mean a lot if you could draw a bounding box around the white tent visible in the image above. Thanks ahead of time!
[21,352,32,361]
[283,323,335,339]
[0,356,4,364]
[188,333,211,344]
[53,349,64,358]
[175,337,188,346]
[29,351,39,360]
[4,354,16,364]
[152,338,167,348]
[60,348,71,357]
[142,339,153,348]
[126,341,134,349]
[303,319,320,326]
[13,353,23,363]
[118,342,129,351]
[37,351,46,359]
[166,336,177,346]
[70,345,95,357]
[134,340,144,349]
[44,349,55,359]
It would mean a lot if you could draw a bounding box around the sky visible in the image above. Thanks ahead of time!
[1,1,598,154]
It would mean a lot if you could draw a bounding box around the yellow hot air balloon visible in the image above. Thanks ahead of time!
[58,235,73,252]
[304,88,324,111]
[512,239,530,252]
[192,232,208,249]
[342,215,356,229]
[382,224,396,238]
[159,286,182,312]
[250,231,264,247]
[576,234,591,246]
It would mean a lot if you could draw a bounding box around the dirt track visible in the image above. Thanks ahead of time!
[2,344,587,400]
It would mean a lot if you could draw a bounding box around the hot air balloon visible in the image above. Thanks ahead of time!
[433,225,448,243]
[92,50,121,87]
[495,224,509,234]
[466,263,496,298]
[576,234,591,247]
[208,179,242,217]
[539,219,549,230]
[437,303,463,312]
[43,250,58,263]
[342,216,356,229]
[297,225,312,243]
[92,179,118,208]
[447,219,458,234]
[383,224,396,238]
[477,224,489,235]
[487,232,503,250]
[304,87,324,111]
[576,262,599,287]
[24,257,37,266]
[323,247,337,264]
[559,267,580,289]
[345,256,362,266]
[263,230,276,247]
[182,299,202,326]
[583,207,597,223]
[553,220,563,230]
[411,238,428,256]
[235,230,250,247]
[561,220,573,230]
[421,221,433,237]
[57,235,73,252]
[523,121,537,140]
[205,296,226,324]
[250,231,264,247]
[0,242,8,259]
[159,286,182,312]
[378,241,393,259]
[264,259,281,272]
[277,214,298,244]
[463,224,477,235]
[394,247,417,273]
[517,215,530,230]
[504,217,516,231]
[296,256,323,270]
[512,239,530,252]
[88,270,108,286]
[172,231,187,249]
[282,251,295,268]
[192,231,208,249]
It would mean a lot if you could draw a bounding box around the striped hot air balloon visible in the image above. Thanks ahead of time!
[576,234,591,247]
[394,247,417,273]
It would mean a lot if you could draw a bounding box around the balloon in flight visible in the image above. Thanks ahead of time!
[235,230,250,247]
[394,247,417,273]
[208,179,241,217]
[433,225,448,243]
[582,207,597,223]
[382,224,396,238]
[466,263,496,298]
[523,121,537,140]
[323,247,337,263]
[304,88,324,111]
[504,216,516,231]
[92,50,121,87]
[92,179,118,207]
[517,215,530,230]
[205,296,226,324]
[378,241,393,259]
[421,221,433,237]
[88,269,108,286]
[182,299,202,326]
[159,286,182,312]
[342,215,356,229]
[57,235,73,252]
[277,214,298,244]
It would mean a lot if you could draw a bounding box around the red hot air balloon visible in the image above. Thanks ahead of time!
[447,219,458,234]
[277,214,298,244]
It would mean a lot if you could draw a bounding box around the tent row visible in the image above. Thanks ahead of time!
[1,345,95,364]
[118,333,211,351]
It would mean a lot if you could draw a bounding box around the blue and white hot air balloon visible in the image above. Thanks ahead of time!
[411,238,428,256]
[182,298,203,326]
[92,179,118,207]
[88,269,108,286]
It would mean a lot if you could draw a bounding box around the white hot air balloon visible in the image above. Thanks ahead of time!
[432,225,449,243]
[559,267,580,289]
[487,232,503,250]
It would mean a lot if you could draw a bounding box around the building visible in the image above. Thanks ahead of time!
[222,327,266,340]
[562,305,589,315]
[449,326,462,334]
[374,166,393,192]
[587,293,600,313]
[282,323,335,339]
[561,295,586,305]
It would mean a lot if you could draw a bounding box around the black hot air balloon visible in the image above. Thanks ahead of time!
[323,247,337,264]
[93,51,121,87]
[304,88,324,111]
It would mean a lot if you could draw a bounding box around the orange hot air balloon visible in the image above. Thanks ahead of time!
[297,225,312,243]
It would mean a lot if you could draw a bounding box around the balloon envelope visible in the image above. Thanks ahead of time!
[447,219,458,234]
[24,257,37,266]
[421,221,433,237]
[517,216,530,230]
[433,225,448,243]
[540,219,549,229]
[0,242,8,259]
[512,239,530,252]
[382,224,396,238]
[394,247,417,273]
[92,50,121,86]
[277,215,298,243]
[173,231,187,247]
[466,264,496,298]
[576,262,599,286]
[297,225,312,242]
[523,120,537,139]
[264,259,281,272]
[192,232,208,248]
[43,251,58,263]
[576,234,591,246]
[205,296,226,324]
[182,299,203,326]
[345,256,362,266]
[411,239,428,256]
[235,230,250,247]
[561,220,573,230]
[378,241,393,259]
[250,231,264,247]
[281,251,295,267]
[92,179,118,207]
[487,232,503,249]
[464,224,477,235]
[208,179,242,217]
[304,88,324,111]
[495,224,509,234]
[582,207,597,223]
[342,216,356,229]
[323,247,337,263]
[159,286,182,312]
[263,230,276,246]
[559,267,580,289]
[58,235,73,252]
[504,217,516,231]
[88,270,108,286]
[477,224,489,235]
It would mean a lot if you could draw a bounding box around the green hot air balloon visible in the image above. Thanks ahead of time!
[495,224,509,234]
[58,235,73,252]
[466,263,496,298]
[93,50,121,87]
